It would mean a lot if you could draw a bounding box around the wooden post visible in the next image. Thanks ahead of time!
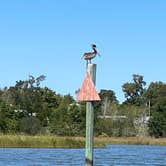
[77,63,100,165]
[85,63,96,166]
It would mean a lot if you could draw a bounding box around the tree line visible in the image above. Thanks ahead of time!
[0,74,166,138]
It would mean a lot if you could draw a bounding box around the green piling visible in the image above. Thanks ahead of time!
[85,63,96,166]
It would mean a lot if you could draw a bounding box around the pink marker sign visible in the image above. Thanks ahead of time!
[77,72,101,102]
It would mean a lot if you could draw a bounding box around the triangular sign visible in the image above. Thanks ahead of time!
[77,72,101,102]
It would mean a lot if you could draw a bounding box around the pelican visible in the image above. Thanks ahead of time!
[82,44,100,64]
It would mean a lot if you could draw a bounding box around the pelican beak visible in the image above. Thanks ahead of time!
[97,52,101,57]
[81,55,84,59]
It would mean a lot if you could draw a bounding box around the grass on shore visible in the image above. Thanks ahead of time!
[0,135,166,148]
[0,135,85,148]
[95,136,166,146]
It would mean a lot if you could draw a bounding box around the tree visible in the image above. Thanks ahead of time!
[0,100,18,133]
[0,75,61,134]
[143,82,166,137]
[20,116,41,135]
[93,89,118,116]
[144,81,166,106]
[99,89,118,116]
[49,99,86,136]
[122,74,146,105]
[148,98,166,137]
[94,89,119,136]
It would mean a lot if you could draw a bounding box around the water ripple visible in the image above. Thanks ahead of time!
[0,145,166,165]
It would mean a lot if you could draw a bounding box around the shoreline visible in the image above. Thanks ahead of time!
[0,135,166,148]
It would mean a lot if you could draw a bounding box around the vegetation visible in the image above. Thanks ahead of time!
[0,135,166,148]
[122,74,146,106]
[0,74,166,142]
[0,135,85,148]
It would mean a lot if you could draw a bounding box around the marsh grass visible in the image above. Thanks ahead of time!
[0,135,86,148]
[94,137,166,146]
[0,135,166,148]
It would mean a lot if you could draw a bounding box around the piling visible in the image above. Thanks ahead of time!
[85,63,96,166]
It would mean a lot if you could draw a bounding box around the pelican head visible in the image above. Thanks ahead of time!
[91,44,96,49]
[91,44,101,57]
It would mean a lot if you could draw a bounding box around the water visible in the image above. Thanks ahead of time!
[0,145,166,166]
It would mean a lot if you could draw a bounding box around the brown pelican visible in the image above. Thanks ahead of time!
[82,44,100,64]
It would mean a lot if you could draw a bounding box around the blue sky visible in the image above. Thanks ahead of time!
[0,0,165,102]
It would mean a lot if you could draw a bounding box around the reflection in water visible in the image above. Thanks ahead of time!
[0,145,166,166]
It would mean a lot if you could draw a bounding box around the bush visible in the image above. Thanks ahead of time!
[149,112,166,138]
[148,100,166,138]
[20,117,41,135]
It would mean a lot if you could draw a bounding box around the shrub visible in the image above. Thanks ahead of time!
[20,117,41,135]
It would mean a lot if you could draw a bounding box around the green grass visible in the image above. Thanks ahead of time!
[0,135,85,148]
[94,137,166,146]
[0,135,166,148]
